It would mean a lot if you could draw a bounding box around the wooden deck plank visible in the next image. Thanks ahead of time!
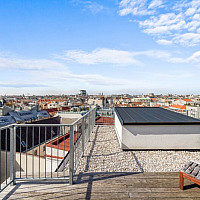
[1,172,200,199]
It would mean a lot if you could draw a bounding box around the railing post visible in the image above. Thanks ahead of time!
[10,126,16,186]
[94,108,96,127]
[88,112,90,140]
[92,109,94,128]
[69,125,74,185]
[82,118,85,157]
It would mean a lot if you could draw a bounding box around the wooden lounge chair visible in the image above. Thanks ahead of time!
[180,161,200,190]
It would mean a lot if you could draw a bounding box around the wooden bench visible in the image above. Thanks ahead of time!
[180,161,200,190]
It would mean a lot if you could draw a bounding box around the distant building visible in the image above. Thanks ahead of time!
[88,97,103,107]
[0,99,6,107]
[102,97,109,109]
[79,90,87,97]
[0,106,50,126]
[0,116,16,127]
[149,93,154,97]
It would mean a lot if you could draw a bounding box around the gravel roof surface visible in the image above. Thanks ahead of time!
[76,125,200,173]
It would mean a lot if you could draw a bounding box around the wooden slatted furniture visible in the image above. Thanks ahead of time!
[180,161,200,190]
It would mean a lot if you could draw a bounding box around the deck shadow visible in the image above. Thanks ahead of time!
[183,183,200,190]
[75,171,142,184]
[75,171,142,200]
[84,126,99,172]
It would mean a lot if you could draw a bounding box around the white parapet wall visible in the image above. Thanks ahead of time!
[46,146,68,159]
[121,124,200,150]
[114,113,122,148]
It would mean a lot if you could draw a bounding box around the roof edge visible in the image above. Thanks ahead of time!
[114,107,125,125]
[123,122,200,125]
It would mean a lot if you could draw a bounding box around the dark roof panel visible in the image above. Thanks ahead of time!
[115,107,200,125]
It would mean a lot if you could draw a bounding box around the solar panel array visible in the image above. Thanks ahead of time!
[115,107,200,125]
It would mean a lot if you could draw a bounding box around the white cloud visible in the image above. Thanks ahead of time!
[83,1,104,14]
[133,50,171,59]
[148,0,163,9]
[173,33,200,46]
[187,51,200,62]
[0,52,135,89]
[71,0,104,14]
[31,69,135,87]
[119,0,156,16]
[163,50,200,63]
[193,14,200,20]
[156,39,172,45]
[1,49,200,93]
[57,48,142,66]
[139,13,186,35]
[57,48,200,65]
[0,81,47,88]
[2,48,200,90]
[0,56,66,70]
[153,72,193,80]
[185,7,196,16]
[139,49,200,64]
[119,0,200,46]
[167,57,186,63]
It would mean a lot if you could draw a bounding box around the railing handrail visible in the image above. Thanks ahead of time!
[0,106,97,192]
[70,107,96,125]
[0,124,14,130]
[0,107,97,128]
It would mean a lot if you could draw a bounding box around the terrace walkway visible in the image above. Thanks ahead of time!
[1,125,200,199]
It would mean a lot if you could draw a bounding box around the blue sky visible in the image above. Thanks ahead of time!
[0,0,200,95]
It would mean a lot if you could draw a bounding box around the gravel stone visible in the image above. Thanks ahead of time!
[76,125,200,173]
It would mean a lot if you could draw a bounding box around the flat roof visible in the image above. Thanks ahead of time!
[115,107,200,125]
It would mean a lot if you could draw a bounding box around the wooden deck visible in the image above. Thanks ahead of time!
[1,172,200,199]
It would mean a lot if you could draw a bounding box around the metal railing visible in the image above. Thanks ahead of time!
[96,108,115,118]
[0,107,96,192]
[0,125,15,192]
[95,108,115,125]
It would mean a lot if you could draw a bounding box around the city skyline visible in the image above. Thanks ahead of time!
[0,0,200,95]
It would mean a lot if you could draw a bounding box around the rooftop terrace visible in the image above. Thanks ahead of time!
[1,125,200,199]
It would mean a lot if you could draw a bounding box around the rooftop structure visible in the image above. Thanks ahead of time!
[0,109,50,127]
[79,90,87,97]
[115,107,200,150]
[0,116,15,127]
[115,107,200,125]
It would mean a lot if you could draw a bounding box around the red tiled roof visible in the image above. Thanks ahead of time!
[46,131,81,151]
[132,102,143,105]
[61,107,70,111]
[170,105,186,112]
[182,99,192,102]
[96,117,114,125]
[44,108,58,113]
